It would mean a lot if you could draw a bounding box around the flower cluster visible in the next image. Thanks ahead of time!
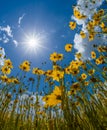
[70,0,107,59]
[0,1,107,129]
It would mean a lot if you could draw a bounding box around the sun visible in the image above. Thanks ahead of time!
[27,35,40,48]
[21,31,48,55]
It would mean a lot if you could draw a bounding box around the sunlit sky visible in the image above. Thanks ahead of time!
[0,0,76,74]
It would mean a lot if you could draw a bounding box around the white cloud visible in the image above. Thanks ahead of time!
[76,0,104,19]
[0,25,13,37]
[0,25,18,46]
[74,33,107,60]
[0,25,13,44]
[13,40,18,46]
[72,0,104,26]
[72,0,105,60]
[0,47,5,66]
[18,13,25,27]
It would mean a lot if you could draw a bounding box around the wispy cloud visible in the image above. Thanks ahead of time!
[18,13,25,27]
[0,25,18,46]
[0,25,13,43]
[0,25,13,38]
[13,39,18,47]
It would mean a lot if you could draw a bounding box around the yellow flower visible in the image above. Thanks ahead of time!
[70,60,81,70]
[81,73,87,80]
[65,43,72,52]
[74,8,86,19]
[50,52,62,62]
[52,70,64,81]
[0,75,8,82]
[84,81,89,86]
[93,19,101,26]
[57,53,63,61]
[65,66,71,74]
[102,27,107,33]
[65,44,73,52]
[99,55,104,63]
[69,21,76,30]
[19,61,30,72]
[88,69,95,75]
[87,21,94,30]
[98,9,104,16]
[50,52,57,62]
[98,46,107,52]
[12,78,20,84]
[45,94,61,107]
[100,22,105,28]
[53,86,62,96]
[42,86,62,107]
[42,95,49,103]
[97,46,103,52]
[23,60,31,66]
[68,89,76,95]
[32,68,44,75]
[88,34,95,41]
[71,82,80,91]
[4,59,13,69]
[19,64,30,72]
[53,65,61,70]
[75,53,82,60]
[6,78,12,84]
[71,69,80,76]
[95,58,102,65]
[80,31,86,39]
[45,70,53,77]
[1,66,11,75]
[0,75,14,84]
[91,51,96,59]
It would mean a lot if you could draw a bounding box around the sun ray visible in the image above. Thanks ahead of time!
[19,30,50,55]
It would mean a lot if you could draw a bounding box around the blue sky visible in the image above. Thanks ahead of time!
[0,0,76,74]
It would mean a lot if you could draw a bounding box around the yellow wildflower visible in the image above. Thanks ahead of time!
[12,78,20,84]
[42,86,62,107]
[45,70,53,77]
[80,31,86,39]
[19,61,30,72]
[88,34,95,41]
[98,9,104,16]
[4,59,13,69]
[95,58,102,65]
[71,82,80,91]
[75,53,82,60]
[0,75,8,82]
[52,70,64,81]
[65,43,72,52]
[1,66,11,75]
[91,51,96,59]
[69,21,76,30]
[32,68,44,75]
[57,53,63,61]
[84,81,89,86]
[74,8,86,19]
[81,73,87,80]
[50,52,62,62]
[53,65,61,70]
[100,22,105,28]
[19,64,30,72]
[88,69,95,75]
[65,66,71,74]
[68,89,76,95]
[102,27,107,33]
